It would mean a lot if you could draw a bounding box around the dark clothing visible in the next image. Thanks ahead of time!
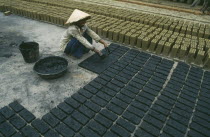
[64,31,92,58]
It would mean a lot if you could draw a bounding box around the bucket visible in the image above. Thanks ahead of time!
[19,42,39,63]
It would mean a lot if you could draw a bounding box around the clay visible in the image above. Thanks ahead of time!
[34,58,67,75]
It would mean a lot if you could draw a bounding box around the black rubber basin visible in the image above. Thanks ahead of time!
[33,56,68,79]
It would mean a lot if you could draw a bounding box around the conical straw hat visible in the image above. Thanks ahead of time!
[65,9,91,24]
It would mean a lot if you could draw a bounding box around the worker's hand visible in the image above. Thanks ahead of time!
[103,42,109,48]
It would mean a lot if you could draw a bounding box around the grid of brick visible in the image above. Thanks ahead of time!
[0,44,210,137]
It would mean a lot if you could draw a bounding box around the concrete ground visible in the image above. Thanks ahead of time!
[0,13,107,118]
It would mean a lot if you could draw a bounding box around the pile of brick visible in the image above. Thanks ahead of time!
[0,0,210,69]
[166,0,194,4]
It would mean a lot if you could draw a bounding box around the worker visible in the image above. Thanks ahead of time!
[59,9,108,58]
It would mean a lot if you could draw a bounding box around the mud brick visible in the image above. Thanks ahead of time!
[100,109,118,122]
[197,100,210,109]
[72,110,89,125]
[144,114,164,129]
[105,130,120,137]
[188,129,207,137]
[96,92,112,102]
[57,102,74,115]
[84,101,101,113]
[148,80,163,89]
[192,116,210,129]
[116,118,135,133]
[0,106,15,119]
[196,105,210,115]
[139,91,155,101]
[125,66,138,73]
[122,111,141,125]
[110,124,130,137]
[170,112,189,126]
[114,75,129,84]
[101,87,117,97]
[136,35,145,48]
[9,115,26,130]
[12,132,23,137]
[106,82,121,92]
[168,118,188,133]
[177,97,195,109]
[44,129,60,137]
[0,115,5,124]
[19,108,35,123]
[135,74,150,81]
[195,50,205,65]
[94,77,108,86]
[88,120,107,136]
[129,81,143,90]
[152,104,171,116]
[127,105,145,118]
[122,69,135,76]
[78,89,93,99]
[31,119,49,134]
[64,97,80,109]
[42,113,59,128]
[21,126,40,137]
[125,85,140,94]
[142,37,150,51]
[63,116,82,132]
[129,34,138,47]
[55,123,74,137]
[163,124,185,137]
[190,122,210,136]
[9,101,24,113]
[102,28,109,38]
[94,114,112,128]
[84,84,98,94]
[162,42,172,56]
[92,95,107,107]
[156,98,174,108]
[166,83,182,91]
[132,77,146,86]
[156,40,165,54]
[111,97,128,109]
[0,122,16,137]
[107,102,124,115]
[149,39,158,52]
[78,105,95,119]
[116,93,133,104]
[110,64,123,71]
[118,31,127,43]
[135,128,154,137]
[121,89,136,99]
[186,48,196,63]
[135,95,152,106]
[80,126,99,137]
[106,68,119,75]
[111,79,125,88]
[162,91,177,100]
[140,121,160,136]
[180,93,196,104]
[99,74,112,82]
[175,102,194,114]
[89,81,103,90]
[124,32,132,45]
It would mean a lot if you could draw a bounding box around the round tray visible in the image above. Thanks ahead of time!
[33,56,68,79]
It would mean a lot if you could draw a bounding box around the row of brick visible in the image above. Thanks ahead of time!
[0,0,210,69]
[16,0,210,38]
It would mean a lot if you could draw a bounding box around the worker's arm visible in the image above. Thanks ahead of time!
[86,26,109,48]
